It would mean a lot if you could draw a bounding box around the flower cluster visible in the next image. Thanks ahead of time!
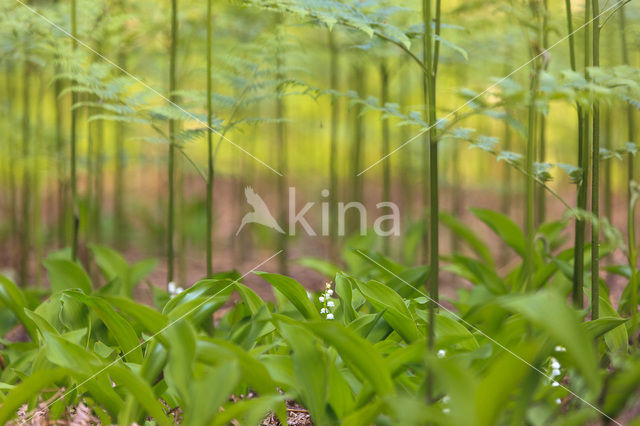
[549,355,563,388]
[319,282,335,320]
[168,281,184,298]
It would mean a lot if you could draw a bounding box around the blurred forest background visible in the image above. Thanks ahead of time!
[1,0,639,293]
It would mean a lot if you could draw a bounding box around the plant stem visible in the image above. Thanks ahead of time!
[19,57,31,286]
[380,60,390,256]
[54,64,67,247]
[328,29,339,260]
[568,0,587,308]
[276,20,288,275]
[621,4,638,345]
[524,0,542,290]
[423,0,441,403]
[168,0,178,284]
[114,53,126,249]
[591,0,600,320]
[206,0,214,278]
[536,0,549,227]
[70,0,79,261]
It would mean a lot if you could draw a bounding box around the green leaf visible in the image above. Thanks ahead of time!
[598,296,628,352]
[499,291,599,390]
[583,316,628,340]
[40,331,124,416]
[43,259,92,294]
[471,208,526,257]
[304,321,395,395]
[335,273,357,323]
[0,274,37,340]
[183,362,241,426]
[440,212,494,266]
[109,364,171,426]
[256,272,320,320]
[235,282,267,315]
[65,291,143,363]
[352,279,419,342]
[103,295,169,338]
[278,321,329,425]
[297,257,341,278]
[0,368,70,425]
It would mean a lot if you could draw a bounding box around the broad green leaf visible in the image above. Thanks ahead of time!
[103,295,169,337]
[0,368,70,424]
[471,208,526,257]
[256,272,320,319]
[335,273,357,322]
[183,362,240,426]
[304,321,395,395]
[40,331,123,416]
[162,279,233,315]
[352,279,419,342]
[440,212,493,266]
[65,291,143,363]
[499,291,599,390]
[279,321,330,425]
[197,337,279,398]
[475,342,541,425]
[598,296,628,352]
[435,313,479,352]
[163,320,196,405]
[297,257,342,278]
[235,282,267,315]
[109,364,171,426]
[0,274,37,340]
[43,258,92,294]
[211,395,286,426]
[583,317,628,340]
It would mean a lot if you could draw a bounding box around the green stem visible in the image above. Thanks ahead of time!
[206,0,213,278]
[621,4,638,345]
[423,0,440,404]
[70,0,79,261]
[524,0,542,291]
[536,0,549,227]
[19,58,31,286]
[168,0,178,284]
[328,29,339,260]
[114,53,126,249]
[380,61,390,256]
[591,0,600,320]
[276,21,288,274]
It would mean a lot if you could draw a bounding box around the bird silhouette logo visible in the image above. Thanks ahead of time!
[236,186,285,235]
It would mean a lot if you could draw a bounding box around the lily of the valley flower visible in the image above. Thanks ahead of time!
[319,282,336,320]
